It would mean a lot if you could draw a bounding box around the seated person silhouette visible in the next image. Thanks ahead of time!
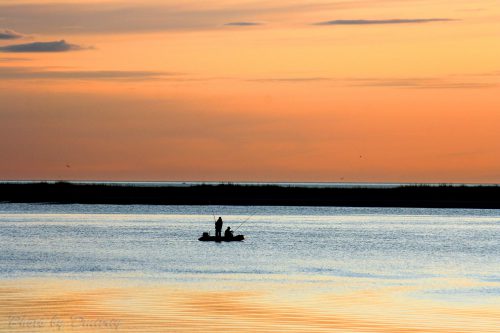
[224,226,234,239]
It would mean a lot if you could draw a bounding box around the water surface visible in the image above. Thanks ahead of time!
[1,204,499,332]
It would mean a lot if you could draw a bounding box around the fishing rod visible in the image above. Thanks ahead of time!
[209,200,216,223]
[233,212,256,232]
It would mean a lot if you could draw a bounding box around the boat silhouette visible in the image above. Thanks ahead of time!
[198,232,244,242]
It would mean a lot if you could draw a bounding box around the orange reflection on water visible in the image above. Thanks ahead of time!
[0,279,498,332]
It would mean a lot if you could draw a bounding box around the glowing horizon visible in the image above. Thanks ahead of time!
[1,0,499,183]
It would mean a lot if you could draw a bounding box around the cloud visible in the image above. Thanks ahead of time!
[225,22,261,26]
[250,76,497,89]
[456,8,486,12]
[461,71,500,77]
[0,1,390,34]
[0,2,280,34]
[410,82,497,89]
[0,40,87,52]
[250,77,331,82]
[0,57,30,62]
[314,19,456,25]
[347,78,497,89]
[0,29,23,39]
[0,67,174,80]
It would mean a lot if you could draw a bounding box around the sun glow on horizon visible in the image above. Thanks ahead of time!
[1,0,499,182]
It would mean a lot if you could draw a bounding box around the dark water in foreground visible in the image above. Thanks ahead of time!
[0,204,499,332]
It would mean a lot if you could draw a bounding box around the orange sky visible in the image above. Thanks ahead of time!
[0,0,499,182]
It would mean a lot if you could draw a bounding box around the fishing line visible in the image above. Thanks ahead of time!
[234,212,256,232]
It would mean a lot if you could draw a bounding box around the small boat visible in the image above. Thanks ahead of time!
[198,232,244,242]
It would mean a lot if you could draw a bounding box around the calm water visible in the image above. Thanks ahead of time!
[1,203,499,332]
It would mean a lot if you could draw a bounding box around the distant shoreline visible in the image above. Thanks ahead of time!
[1,180,498,188]
[1,182,499,209]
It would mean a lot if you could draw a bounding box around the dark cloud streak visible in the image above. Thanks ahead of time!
[225,22,261,26]
[250,77,331,82]
[0,67,175,80]
[0,40,86,52]
[314,18,456,25]
[0,29,23,39]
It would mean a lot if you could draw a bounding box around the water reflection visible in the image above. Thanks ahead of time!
[1,279,499,332]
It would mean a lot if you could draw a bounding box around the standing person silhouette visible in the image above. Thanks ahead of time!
[215,217,223,238]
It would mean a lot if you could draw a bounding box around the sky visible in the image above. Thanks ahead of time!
[0,0,499,183]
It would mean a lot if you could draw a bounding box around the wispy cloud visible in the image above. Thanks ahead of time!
[348,78,496,89]
[0,57,30,62]
[455,8,486,13]
[408,82,497,89]
[225,22,261,26]
[0,67,174,80]
[314,19,456,26]
[250,77,331,82]
[460,70,500,77]
[250,76,497,89]
[0,40,87,53]
[0,29,23,39]
[0,1,400,34]
[0,2,275,34]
